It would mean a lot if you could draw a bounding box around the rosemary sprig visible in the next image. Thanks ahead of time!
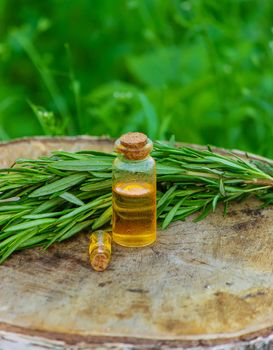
[0,143,272,263]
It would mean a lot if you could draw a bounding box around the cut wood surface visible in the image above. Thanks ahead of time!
[0,136,272,350]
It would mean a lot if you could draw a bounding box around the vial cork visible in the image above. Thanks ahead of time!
[120,132,148,149]
[115,132,153,160]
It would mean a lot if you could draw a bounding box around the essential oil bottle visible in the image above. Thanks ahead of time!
[89,230,112,271]
[112,132,156,247]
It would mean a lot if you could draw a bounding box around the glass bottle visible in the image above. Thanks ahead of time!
[112,132,156,247]
[89,230,112,271]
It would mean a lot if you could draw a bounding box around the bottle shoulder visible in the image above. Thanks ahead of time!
[113,156,155,172]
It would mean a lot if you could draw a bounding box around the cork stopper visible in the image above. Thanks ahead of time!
[120,132,148,149]
[90,252,110,272]
[115,132,152,160]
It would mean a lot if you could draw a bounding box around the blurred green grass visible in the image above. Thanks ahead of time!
[0,0,273,157]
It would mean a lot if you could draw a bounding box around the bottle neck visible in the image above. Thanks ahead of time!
[117,153,150,162]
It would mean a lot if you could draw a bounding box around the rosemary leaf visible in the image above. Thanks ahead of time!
[59,192,85,206]
[51,159,112,171]
[4,218,56,232]
[29,173,87,197]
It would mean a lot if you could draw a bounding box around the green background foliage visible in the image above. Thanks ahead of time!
[0,0,273,156]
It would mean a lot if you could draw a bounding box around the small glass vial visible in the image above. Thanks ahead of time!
[112,132,156,247]
[89,230,112,271]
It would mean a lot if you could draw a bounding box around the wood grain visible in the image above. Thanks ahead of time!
[0,136,272,350]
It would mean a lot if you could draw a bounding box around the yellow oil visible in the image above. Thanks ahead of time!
[89,230,111,271]
[112,181,156,247]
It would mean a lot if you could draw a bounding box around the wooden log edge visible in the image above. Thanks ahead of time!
[0,135,272,165]
[0,321,273,349]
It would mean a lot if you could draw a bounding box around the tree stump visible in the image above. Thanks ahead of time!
[0,136,272,350]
